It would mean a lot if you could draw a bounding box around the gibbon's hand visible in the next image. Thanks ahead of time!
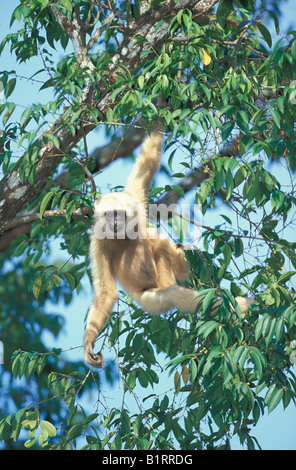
[84,343,105,368]
[176,243,184,249]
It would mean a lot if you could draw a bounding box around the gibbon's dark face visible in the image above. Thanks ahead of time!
[105,210,126,235]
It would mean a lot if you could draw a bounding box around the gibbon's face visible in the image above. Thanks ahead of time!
[93,193,147,240]
[105,209,126,235]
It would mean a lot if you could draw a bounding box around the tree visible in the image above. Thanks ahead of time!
[0,0,296,450]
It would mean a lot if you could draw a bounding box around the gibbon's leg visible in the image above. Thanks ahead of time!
[135,285,200,314]
[84,240,118,367]
[135,285,253,315]
[148,234,190,282]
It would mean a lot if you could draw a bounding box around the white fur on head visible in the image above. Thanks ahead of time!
[93,192,147,240]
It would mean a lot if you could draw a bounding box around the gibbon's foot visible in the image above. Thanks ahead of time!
[85,349,105,368]
[176,243,184,250]
[235,296,254,314]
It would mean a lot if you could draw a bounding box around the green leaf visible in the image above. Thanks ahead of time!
[233,345,246,365]
[223,290,241,319]
[44,133,60,149]
[201,288,217,313]
[3,103,16,124]
[275,318,284,343]
[19,353,30,377]
[216,0,232,27]
[69,108,83,124]
[271,190,285,212]
[40,191,55,218]
[13,239,28,257]
[20,106,33,128]
[5,78,16,98]
[52,274,63,288]
[33,278,42,299]
[24,435,38,448]
[225,171,234,201]
[267,387,284,413]
[287,33,296,59]
[138,370,149,388]
[214,169,225,191]
[11,353,21,378]
[11,419,22,442]
[15,409,26,423]
[65,199,78,222]
[270,106,281,129]
[255,317,264,342]
[172,185,185,198]
[41,420,56,438]
[36,354,47,376]
[222,352,235,385]
[265,317,276,346]
[257,23,272,48]
[278,270,296,284]
[25,356,39,379]
[63,271,76,290]
[67,424,84,441]
[250,347,266,376]
[52,347,62,357]
[190,359,198,381]
[197,320,218,339]
[234,236,244,257]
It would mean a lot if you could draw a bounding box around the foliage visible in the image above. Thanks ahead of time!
[0,0,296,450]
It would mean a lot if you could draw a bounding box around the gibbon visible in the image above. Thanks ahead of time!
[84,124,253,367]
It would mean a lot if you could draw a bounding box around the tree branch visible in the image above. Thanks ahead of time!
[50,4,94,72]
[1,207,93,233]
[90,124,146,172]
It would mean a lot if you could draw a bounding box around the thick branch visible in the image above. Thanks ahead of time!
[0,112,97,234]
[90,124,146,172]
[1,207,93,233]
[51,5,94,71]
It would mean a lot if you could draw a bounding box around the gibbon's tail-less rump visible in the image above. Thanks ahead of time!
[84,123,253,368]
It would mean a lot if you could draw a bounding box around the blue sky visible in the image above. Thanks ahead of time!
[0,0,296,450]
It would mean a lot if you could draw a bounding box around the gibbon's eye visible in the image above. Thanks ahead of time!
[105,211,114,221]
[115,210,127,222]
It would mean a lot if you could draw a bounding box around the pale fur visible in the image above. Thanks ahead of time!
[84,127,253,367]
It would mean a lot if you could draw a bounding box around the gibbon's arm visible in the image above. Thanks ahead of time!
[125,124,164,205]
[84,238,118,367]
